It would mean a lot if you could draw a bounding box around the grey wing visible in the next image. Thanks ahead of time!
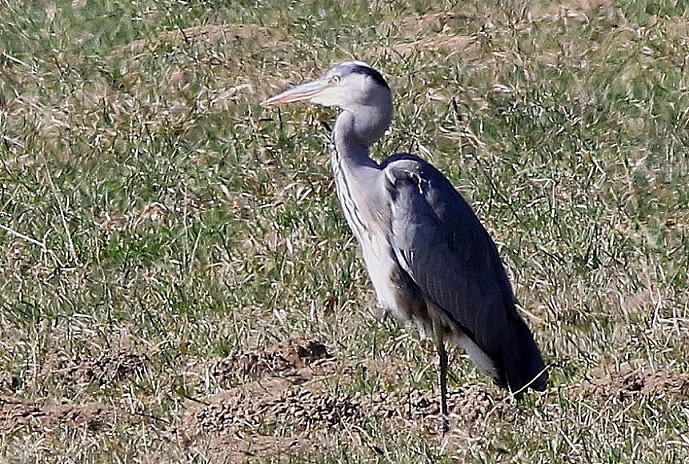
[382,154,547,393]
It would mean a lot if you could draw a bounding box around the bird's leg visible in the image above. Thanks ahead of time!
[437,335,450,433]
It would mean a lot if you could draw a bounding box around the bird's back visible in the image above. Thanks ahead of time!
[381,153,548,394]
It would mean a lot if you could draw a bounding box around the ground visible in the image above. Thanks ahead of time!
[3,338,687,462]
[1,0,689,462]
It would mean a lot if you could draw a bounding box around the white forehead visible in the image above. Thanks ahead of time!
[325,61,372,76]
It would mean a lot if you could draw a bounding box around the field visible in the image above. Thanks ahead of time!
[1,0,689,462]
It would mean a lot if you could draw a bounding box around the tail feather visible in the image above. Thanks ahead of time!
[501,316,548,396]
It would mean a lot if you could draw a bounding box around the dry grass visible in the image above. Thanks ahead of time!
[1,0,689,462]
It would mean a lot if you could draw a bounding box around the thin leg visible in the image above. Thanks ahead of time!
[437,337,449,433]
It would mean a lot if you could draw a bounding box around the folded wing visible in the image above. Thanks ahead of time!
[382,154,548,394]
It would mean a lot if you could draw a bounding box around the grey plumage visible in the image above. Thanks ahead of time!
[261,61,548,419]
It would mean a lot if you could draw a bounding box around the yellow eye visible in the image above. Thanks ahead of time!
[330,75,340,84]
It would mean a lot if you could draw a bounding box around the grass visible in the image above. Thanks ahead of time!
[1,0,689,462]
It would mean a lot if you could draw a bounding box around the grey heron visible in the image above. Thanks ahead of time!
[261,61,548,421]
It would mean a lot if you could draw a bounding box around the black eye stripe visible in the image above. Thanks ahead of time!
[349,64,390,90]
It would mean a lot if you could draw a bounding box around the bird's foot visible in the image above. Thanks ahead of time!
[437,415,450,436]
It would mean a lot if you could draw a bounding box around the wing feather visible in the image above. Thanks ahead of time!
[382,154,547,393]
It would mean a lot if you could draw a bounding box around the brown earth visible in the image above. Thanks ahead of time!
[2,339,687,461]
[208,338,335,388]
[49,350,151,387]
[585,363,689,399]
[0,397,118,431]
[175,338,511,460]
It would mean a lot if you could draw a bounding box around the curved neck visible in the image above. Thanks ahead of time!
[329,111,379,245]
[332,111,377,168]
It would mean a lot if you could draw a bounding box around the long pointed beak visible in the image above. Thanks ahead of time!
[260,79,329,108]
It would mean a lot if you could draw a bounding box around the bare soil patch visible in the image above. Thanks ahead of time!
[0,397,118,432]
[173,338,513,461]
[0,350,148,434]
[194,384,360,434]
[209,338,335,388]
[586,363,689,399]
[8,339,685,462]
[190,381,505,435]
[50,350,150,388]
[181,374,507,461]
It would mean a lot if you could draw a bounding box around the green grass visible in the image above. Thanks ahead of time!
[1,0,689,462]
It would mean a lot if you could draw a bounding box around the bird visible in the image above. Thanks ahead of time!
[261,61,548,422]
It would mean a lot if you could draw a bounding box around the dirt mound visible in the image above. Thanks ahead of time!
[190,340,507,440]
[587,364,689,399]
[1,337,517,462]
[210,338,334,387]
[185,383,506,462]
[0,397,117,432]
[367,384,508,427]
[193,339,343,436]
[189,380,503,439]
[197,387,360,434]
[52,351,150,387]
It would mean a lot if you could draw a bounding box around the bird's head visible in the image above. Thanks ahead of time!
[261,61,393,146]
[261,61,391,110]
